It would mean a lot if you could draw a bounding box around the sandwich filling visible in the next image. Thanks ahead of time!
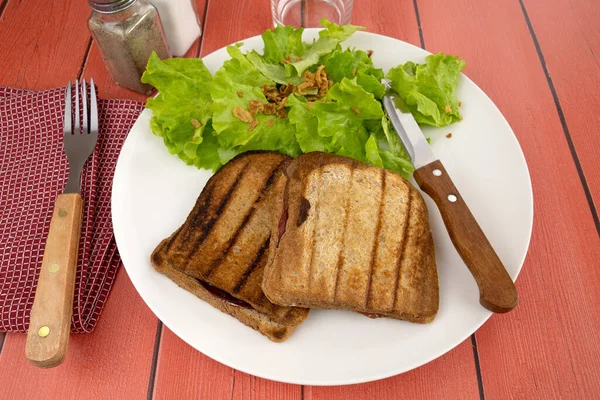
[197,279,252,309]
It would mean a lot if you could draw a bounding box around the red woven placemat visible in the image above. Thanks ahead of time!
[0,86,144,333]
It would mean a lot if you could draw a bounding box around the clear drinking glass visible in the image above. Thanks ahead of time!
[271,0,353,27]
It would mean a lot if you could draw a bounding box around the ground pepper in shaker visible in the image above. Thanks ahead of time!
[88,0,170,94]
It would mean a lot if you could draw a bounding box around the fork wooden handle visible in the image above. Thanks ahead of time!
[414,160,518,313]
[26,193,82,368]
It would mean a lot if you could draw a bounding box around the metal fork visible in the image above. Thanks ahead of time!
[26,79,99,368]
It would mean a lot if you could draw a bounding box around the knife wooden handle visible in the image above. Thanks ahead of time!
[414,160,518,313]
[26,193,82,368]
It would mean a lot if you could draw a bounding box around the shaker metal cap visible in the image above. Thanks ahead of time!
[88,0,137,13]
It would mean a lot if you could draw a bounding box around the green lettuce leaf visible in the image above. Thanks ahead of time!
[322,77,384,119]
[288,21,364,75]
[287,78,383,162]
[210,47,301,157]
[380,150,414,177]
[319,19,365,40]
[246,50,303,85]
[386,53,465,127]
[257,20,366,80]
[365,135,384,168]
[287,95,325,153]
[191,121,222,171]
[287,36,339,76]
[262,25,306,64]
[221,45,273,87]
[141,51,217,169]
[319,46,384,97]
[362,116,414,178]
[356,72,385,99]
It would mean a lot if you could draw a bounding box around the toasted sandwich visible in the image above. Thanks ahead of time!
[151,151,309,342]
[263,152,439,323]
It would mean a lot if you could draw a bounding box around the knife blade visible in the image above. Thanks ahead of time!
[382,92,437,169]
[382,83,518,313]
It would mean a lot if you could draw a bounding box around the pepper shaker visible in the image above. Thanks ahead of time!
[88,0,171,94]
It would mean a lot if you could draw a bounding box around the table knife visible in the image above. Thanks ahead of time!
[382,84,518,313]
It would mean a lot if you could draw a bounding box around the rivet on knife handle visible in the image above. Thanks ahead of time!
[414,160,518,313]
[25,193,82,368]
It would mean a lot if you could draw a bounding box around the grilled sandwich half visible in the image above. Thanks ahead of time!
[263,152,439,323]
[151,151,309,342]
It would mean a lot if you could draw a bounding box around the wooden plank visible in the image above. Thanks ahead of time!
[0,0,91,88]
[522,0,600,219]
[308,340,478,400]
[0,269,159,399]
[232,371,302,400]
[199,0,272,56]
[152,330,302,400]
[152,327,234,400]
[416,0,600,397]
[352,0,421,47]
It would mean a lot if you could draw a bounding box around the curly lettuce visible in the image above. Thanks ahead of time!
[141,20,464,177]
[386,53,465,127]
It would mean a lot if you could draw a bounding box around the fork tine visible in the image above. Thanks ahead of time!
[64,81,72,135]
[90,78,98,135]
[74,79,80,134]
[82,80,88,134]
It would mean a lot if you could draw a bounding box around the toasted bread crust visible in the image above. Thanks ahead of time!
[151,238,303,342]
[263,152,439,323]
[151,151,309,340]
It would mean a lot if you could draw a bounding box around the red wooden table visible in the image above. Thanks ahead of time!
[1,0,599,398]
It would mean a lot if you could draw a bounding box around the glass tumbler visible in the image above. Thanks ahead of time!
[271,0,353,27]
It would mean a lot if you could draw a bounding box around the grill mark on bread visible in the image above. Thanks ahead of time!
[332,161,356,301]
[164,228,183,254]
[205,207,256,278]
[365,169,386,308]
[204,159,287,278]
[186,161,251,260]
[392,186,413,309]
[306,167,324,292]
[172,182,216,252]
[232,237,270,294]
[276,168,291,247]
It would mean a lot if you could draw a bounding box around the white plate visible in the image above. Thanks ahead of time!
[112,30,533,385]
